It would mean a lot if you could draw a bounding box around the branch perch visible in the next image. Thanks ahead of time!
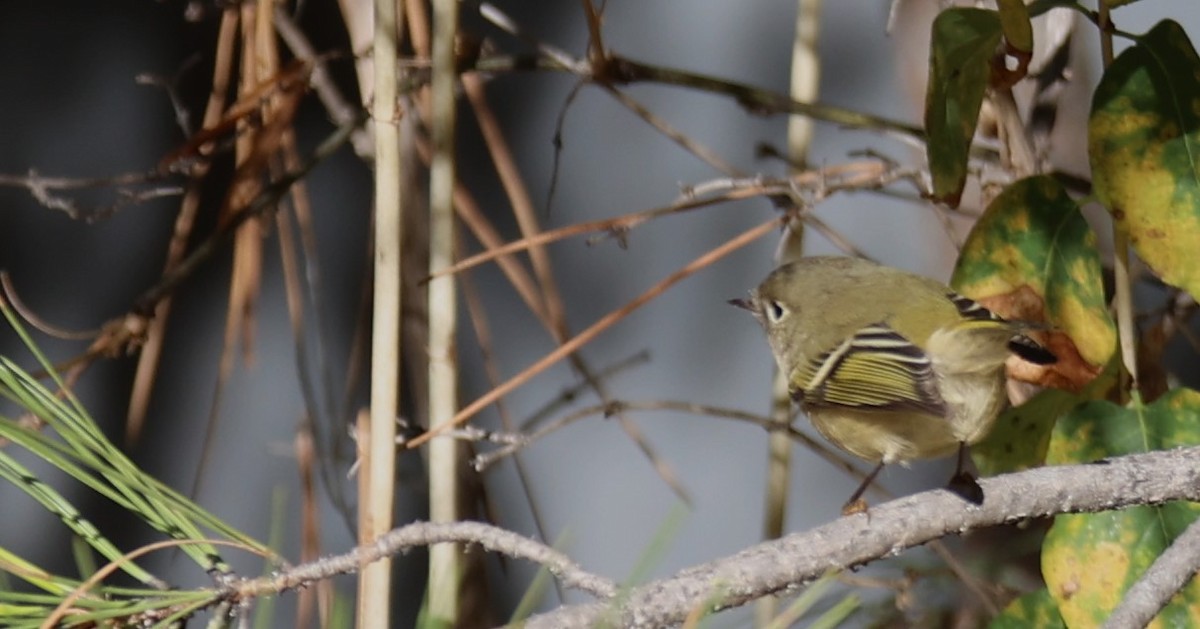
[522,446,1200,627]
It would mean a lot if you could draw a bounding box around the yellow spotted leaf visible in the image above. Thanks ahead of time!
[952,175,1115,392]
[1090,19,1200,299]
[1042,389,1200,627]
[974,388,1080,476]
[989,588,1065,629]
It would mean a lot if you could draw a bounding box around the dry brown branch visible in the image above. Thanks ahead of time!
[429,158,909,283]
[406,216,783,448]
[127,6,241,445]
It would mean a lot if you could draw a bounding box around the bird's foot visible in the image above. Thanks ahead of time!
[946,472,984,505]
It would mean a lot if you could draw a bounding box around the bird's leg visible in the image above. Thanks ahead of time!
[842,461,886,515]
[946,442,984,505]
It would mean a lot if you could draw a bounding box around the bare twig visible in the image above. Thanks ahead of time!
[523,446,1200,627]
[599,85,740,174]
[0,272,97,341]
[230,520,617,601]
[518,351,652,432]
[1103,514,1200,628]
[79,447,1192,627]
[471,399,864,483]
[273,7,372,158]
[430,158,909,284]
[134,54,202,136]
[406,217,782,448]
[0,169,183,222]
[127,5,240,446]
[478,2,588,73]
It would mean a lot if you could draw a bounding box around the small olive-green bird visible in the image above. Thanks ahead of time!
[731,256,1055,510]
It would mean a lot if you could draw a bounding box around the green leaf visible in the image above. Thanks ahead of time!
[1046,388,1200,466]
[925,8,1003,206]
[1042,389,1200,627]
[1027,0,1084,18]
[952,175,1116,388]
[996,0,1033,54]
[989,588,1065,629]
[974,388,1080,476]
[1090,19,1200,299]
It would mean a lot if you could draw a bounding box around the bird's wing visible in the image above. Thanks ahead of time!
[791,322,947,417]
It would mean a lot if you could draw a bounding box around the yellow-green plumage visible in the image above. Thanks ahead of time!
[734,256,1054,506]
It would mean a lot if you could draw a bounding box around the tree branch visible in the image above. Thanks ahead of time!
[229,520,616,600]
[522,446,1200,627]
[1103,512,1200,628]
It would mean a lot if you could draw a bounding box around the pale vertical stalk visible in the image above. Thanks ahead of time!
[1097,3,1137,402]
[337,0,376,108]
[1113,240,1138,402]
[761,1,820,625]
[786,0,821,172]
[358,0,402,625]
[426,0,461,623]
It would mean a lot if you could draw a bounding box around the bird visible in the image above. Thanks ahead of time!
[731,256,1056,512]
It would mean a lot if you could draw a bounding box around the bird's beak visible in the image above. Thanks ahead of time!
[727,297,754,311]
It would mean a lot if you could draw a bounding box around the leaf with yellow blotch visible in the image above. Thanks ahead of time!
[974,388,1079,476]
[951,175,1116,391]
[989,588,1064,629]
[976,356,1119,475]
[1042,389,1200,627]
[925,8,1002,206]
[1090,19,1200,299]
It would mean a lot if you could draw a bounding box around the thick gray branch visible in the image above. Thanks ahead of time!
[524,446,1200,628]
[1102,511,1200,628]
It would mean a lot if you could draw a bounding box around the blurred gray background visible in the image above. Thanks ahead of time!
[0,1,1194,626]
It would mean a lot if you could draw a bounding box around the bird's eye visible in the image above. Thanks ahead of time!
[765,300,788,323]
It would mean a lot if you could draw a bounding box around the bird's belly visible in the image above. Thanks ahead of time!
[938,371,1008,445]
[808,409,960,464]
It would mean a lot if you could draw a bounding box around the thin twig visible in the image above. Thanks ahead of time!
[134,54,203,137]
[0,169,183,222]
[406,217,783,448]
[472,399,866,488]
[600,84,741,174]
[127,5,240,446]
[0,273,97,341]
[231,520,617,601]
[273,7,373,158]
[518,351,652,432]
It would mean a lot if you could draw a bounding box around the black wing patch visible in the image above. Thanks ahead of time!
[947,291,1000,321]
[948,292,1058,365]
